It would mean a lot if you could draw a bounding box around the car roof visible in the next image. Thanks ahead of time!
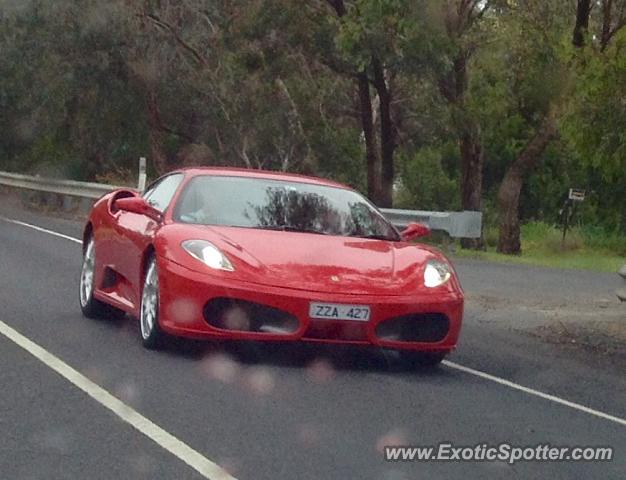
[172,167,351,190]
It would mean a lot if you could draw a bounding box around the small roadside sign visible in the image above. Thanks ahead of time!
[568,188,586,202]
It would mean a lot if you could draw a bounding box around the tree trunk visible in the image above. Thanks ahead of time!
[459,131,484,249]
[372,58,395,208]
[358,71,383,204]
[497,116,558,254]
[326,0,386,205]
[572,0,592,47]
[498,0,593,255]
[438,49,485,250]
[600,0,614,50]
[496,167,524,254]
[146,90,168,175]
[599,0,626,51]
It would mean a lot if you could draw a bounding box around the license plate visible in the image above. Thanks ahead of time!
[309,303,371,322]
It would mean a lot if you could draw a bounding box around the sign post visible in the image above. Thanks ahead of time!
[560,188,585,248]
[138,157,147,191]
[618,265,626,302]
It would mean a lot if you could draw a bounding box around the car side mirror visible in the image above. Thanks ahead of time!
[115,196,162,222]
[400,222,430,241]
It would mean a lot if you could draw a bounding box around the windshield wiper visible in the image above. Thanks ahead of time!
[352,233,395,241]
[252,225,329,235]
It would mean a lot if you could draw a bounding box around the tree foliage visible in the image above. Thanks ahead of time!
[0,0,624,244]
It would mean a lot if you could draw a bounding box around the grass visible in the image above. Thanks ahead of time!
[451,222,625,273]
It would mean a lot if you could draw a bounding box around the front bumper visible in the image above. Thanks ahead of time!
[158,256,464,353]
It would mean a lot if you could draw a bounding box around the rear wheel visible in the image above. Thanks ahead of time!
[399,351,447,369]
[140,257,167,349]
[79,237,113,318]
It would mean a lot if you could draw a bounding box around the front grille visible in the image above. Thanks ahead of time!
[375,313,449,343]
[203,298,299,334]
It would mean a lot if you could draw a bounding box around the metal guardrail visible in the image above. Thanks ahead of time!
[381,208,482,239]
[0,170,482,238]
[618,265,626,302]
[0,171,122,199]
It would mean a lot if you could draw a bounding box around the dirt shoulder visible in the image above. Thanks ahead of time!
[455,258,625,359]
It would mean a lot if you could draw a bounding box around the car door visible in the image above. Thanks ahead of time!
[111,173,184,310]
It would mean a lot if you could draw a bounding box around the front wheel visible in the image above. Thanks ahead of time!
[140,257,167,349]
[399,351,447,369]
[79,237,114,318]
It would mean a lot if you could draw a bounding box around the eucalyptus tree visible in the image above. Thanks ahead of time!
[321,0,401,206]
[493,0,569,254]
[562,0,626,229]
[0,0,147,177]
[433,0,495,248]
[113,0,363,179]
[496,0,626,253]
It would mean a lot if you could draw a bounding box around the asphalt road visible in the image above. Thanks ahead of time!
[1,202,625,479]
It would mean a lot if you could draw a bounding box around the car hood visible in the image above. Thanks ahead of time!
[161,224,451,295]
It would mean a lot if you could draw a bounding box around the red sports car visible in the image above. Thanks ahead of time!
[79,168,463,366]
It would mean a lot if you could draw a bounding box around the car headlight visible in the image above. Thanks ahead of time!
[181,240,234,272]
[424,259,451,288]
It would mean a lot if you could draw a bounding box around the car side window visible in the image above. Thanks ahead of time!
[142,174,184,212]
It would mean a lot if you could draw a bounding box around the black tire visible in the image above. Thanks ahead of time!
[139,256,167,349]
[399,351,447,369]
[79,237,118,319]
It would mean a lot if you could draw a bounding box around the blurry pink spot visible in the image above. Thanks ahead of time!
[129,453,157,475]
[297,423,321,446]
[201,353,239,383]
[169,298,198,324]
[306,358,335,383]
[83,365,106,384]
[115,382,139,403]
[245,367,275,395]
[217,457,240,477]
[36,429,72,454]
[376,428,408,454]
[222,306,251,331]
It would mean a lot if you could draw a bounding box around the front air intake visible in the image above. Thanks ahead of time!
[375,313,449,343]
[203,298,299,334]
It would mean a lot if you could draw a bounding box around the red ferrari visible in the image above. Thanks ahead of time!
[79,168,463,366]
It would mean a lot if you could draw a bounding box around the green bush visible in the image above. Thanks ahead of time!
[395,147,459,211]
[484,225,499,248]
[544,228,585,253]
[580,225,626,256]
[518,221,624,255]
[520,222,554,250]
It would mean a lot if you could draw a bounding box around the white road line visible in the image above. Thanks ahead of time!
[0,216,82,244]
[0,320,236,480]
[444,360,626,427]
[4,215,626,430]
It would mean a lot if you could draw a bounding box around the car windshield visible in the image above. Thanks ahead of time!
[174,175,400,241]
